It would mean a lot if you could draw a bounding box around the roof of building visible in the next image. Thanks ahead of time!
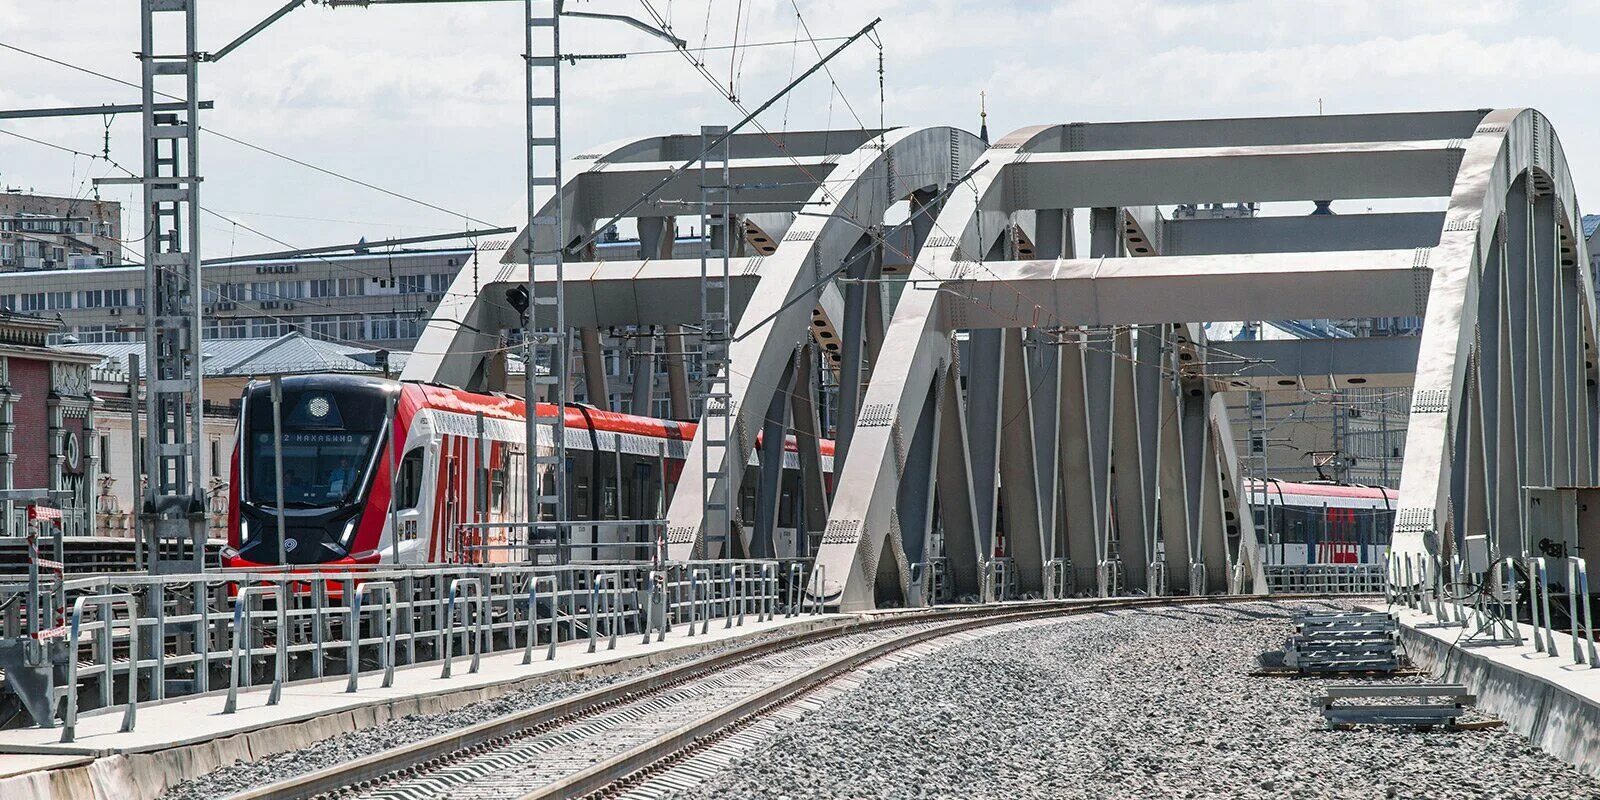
[69,333,409,380]
[1584,214,1600,239]
[0,247,471,281]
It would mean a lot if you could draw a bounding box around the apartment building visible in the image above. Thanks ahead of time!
[0,247,473,350]
[0,191,122,271]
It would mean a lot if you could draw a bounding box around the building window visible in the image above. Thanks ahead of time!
[81,290,103,308]
[337,315,364,341]
[398,274,427,295]
[430,273,452,292]
[46,292,72,310]
[369,314,398,340]
[338,278,364,297]
[20,293,45,312]
[310,279,336,298]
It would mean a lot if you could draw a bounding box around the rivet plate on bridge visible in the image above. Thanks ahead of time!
[1410,389,1449,413]
[821,519,862,546]
[1394,507,1436,534]
[857,404,895,427]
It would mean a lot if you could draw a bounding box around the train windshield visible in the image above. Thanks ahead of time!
[246,385,387,509]
[249,431,376,507]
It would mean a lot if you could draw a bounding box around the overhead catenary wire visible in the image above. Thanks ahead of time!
[0,40,500,230]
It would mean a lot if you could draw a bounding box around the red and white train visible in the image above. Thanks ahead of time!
[224,375,834,568]
[1246,479,1396,566]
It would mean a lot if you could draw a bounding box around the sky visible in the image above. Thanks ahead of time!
[2,0,1600,256]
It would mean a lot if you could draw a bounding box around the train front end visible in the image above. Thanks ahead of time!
[224,374,398,568]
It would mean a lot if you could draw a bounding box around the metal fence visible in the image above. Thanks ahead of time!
[0,559,810,742]
[1264,563,1385,595]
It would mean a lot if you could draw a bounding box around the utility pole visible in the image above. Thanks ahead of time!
[524,0,568,562]
[111,0,208,573]
[699,125,733,557]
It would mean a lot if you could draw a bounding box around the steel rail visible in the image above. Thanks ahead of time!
[224,594,1344,800]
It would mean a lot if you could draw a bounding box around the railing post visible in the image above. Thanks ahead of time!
[60,594,138,744]
[347,581,396,693]
[1570,557,1599,667]
[441,577,485,678]
[608,570,620,651]
[223,583,286,715]
[1529,557,1558,656]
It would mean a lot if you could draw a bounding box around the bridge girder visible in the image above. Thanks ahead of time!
[811,108,1596,610]
[404,109,1594,613]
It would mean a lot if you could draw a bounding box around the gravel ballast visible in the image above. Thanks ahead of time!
[159,621,825,800]
[675,601,1600,800]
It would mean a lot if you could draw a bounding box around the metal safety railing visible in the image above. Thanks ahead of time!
[1264,563,1385,595]
[5,558,823,738]
[1384,546,1600,672]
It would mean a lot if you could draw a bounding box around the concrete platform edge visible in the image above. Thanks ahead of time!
[2,616,852,800]
[1395,612,1600,780]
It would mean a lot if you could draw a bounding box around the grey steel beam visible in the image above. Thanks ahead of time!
[1025,329,1061,569]
[665,325,691,419]
[1057,330,1099,592]
[965,328,1004,564]
[1007,140,1464,210]
[0,100,214,120]
[788,343,829,543]
[1083,208,1120,595]
[1209,336,1422,391]
[1023,110,1486,152]
[667,126,987,568]
[1133,326,1165,593]
[835,234,880,468]
[998,326,1046,595]
[579,327,611,410]
[752,355,796,559]
[629,331,656,413]
[1156,337,1195,592]
[935,355,983,598]
[1162,212,1444,255]
[939,249,1432,329]
[1109,327,1149,593]
[897,372,942,568]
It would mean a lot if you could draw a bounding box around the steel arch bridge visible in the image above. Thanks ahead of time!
[406,109,1594,612]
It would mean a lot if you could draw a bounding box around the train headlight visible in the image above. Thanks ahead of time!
[239,517,253,544]
[342,519,358,544]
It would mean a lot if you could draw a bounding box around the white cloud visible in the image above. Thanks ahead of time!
[2,0,1600,246]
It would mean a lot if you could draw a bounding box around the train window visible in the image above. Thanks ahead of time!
[395,448,424,510]
[574,476,592,520]
[490,469,506,514]
[601,477,619,518]
[632,462,655,518]
[740,484,758,523]
[778,489,796,529]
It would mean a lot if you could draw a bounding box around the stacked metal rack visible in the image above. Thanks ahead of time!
[1282,610,1404,674]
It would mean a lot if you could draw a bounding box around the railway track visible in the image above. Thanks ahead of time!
[223,594,1342,800]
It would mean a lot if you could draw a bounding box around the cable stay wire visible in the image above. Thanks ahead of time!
[0,40,499,229]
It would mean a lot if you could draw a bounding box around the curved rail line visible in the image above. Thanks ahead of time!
[223,594,1344,800]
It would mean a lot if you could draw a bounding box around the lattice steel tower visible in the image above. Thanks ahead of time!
[138,0,207,572]
[524,0,568,554]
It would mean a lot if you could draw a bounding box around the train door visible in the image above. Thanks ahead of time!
[392,446,426,563]
[775,470,800,558]
[443,444,462,563]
